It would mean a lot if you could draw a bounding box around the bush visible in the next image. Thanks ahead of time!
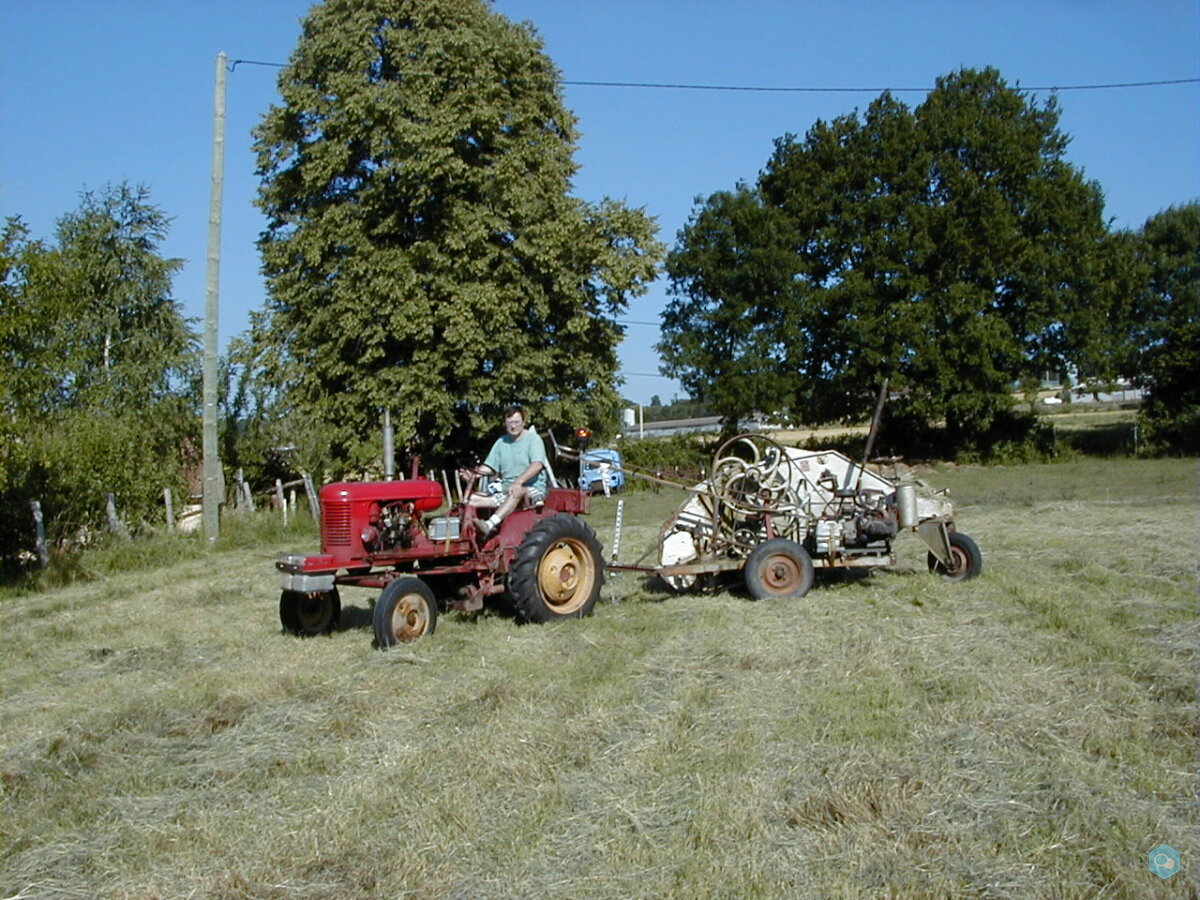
[0,409,194,571]
[2,505,319,594]
[618,433,716,489]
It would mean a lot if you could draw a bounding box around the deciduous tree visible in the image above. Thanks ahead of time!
[1132,202,1199,453]
[661,68,1125,455]
[0,185,197,574]
[251,0,662,469]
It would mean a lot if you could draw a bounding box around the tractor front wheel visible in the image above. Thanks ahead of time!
[509,514,604,623]
[743,539,815,600]
[280,589,341,636]
[373,577,438,647]
[927,532,983,582]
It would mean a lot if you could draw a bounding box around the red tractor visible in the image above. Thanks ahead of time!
[275,460,604,646]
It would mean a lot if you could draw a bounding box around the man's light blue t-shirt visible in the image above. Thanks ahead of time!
[484,429,549,492]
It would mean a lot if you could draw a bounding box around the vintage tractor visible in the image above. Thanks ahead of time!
[276,455,604,646]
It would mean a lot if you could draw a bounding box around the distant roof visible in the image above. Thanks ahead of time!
[639,415,723,430]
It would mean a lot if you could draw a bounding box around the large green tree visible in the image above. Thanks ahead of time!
[2,185,194,417]
[250,0,662,470]
[661,68,1127,454]
[1131,202,1199,453]
[0,185,197,573]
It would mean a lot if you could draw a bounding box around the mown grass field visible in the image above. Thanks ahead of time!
[2,458,1196,899]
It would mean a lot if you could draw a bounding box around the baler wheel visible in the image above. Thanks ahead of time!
[743,539,814,600]
[280,588,341,636]
[927,532,983,582]
[373,577,438,647]
[509,514,604,623]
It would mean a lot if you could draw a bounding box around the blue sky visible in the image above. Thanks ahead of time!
[2,1,1197,406]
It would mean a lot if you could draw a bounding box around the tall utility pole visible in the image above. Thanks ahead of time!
[202,51,227,543]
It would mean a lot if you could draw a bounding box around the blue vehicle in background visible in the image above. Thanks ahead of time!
[578,448,625,495]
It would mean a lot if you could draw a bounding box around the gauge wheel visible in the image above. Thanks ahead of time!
[743,539,815,600]
[280,588,341,636]
[509,514,605,623]
[927,531,983,582]
[373,577,438,647]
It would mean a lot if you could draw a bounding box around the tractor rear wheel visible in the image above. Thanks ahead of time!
[743,539,814,600]
[373,577,438,646]
[280,588,341,636]
[927,532,983,582]
[509,514,604,623]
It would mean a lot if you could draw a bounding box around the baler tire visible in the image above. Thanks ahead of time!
[743,539,814,600]
[280,588,340,636]
[927,531,983,582]
[373,577,438,647]
[509,514,604,623]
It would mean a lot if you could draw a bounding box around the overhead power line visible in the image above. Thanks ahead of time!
[562,77,1199,93]
[228,59,1197,94]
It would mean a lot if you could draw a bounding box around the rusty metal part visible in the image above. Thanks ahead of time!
[449,573,502,612]
[752,554,803,593]
[389,594,431,640]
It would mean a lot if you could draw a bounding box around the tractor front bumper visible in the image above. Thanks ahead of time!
[276,553,337,593]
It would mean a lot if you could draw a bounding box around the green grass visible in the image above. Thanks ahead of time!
[2,459,1196,898]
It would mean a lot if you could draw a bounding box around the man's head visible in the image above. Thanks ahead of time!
[503,406,526,438]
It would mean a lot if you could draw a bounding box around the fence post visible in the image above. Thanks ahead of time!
[301,471,320,520]
[276,479,287,526]
[163,487,176,534]
[30,500,50,568]
[106,493,129,539]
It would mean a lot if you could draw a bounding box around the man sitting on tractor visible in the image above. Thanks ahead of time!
[457,406,549,538]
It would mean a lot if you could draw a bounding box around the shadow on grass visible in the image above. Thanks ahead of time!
[337,603,374,631]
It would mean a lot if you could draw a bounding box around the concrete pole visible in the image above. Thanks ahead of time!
[276,479,287,526]
[202,51,227,544]
[30,501,49,568]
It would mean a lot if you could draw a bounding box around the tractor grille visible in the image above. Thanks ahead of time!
[321,503,353,548]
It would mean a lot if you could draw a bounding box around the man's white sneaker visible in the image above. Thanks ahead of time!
[476,517,496,539]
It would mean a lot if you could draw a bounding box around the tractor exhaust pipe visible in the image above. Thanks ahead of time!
[382,410,395,481]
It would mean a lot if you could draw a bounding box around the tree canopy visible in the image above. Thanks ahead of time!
[2,185,194,418]
[1131,202,1199,453]
[660,68,1132,454]
[249,0,662,470]
[0,184,198,573]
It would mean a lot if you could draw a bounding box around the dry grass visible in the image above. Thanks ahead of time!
[2,459,1196,899]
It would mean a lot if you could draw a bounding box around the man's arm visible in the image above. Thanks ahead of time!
[513,459,543,487]
[457,462,496,481]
